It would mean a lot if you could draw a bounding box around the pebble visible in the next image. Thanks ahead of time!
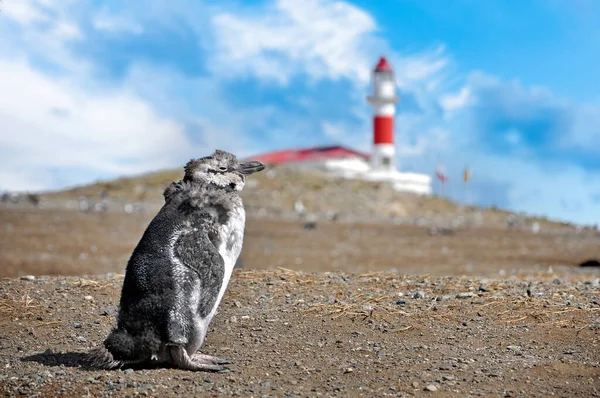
[396,299,406,305]
[124,369,134,375]
[40,371,53,379]
[73,322,82,329]
[478,285,489,292]
[424,384,438,392]
[20,275,36,281]
[456,292,476,299]
[84,295,94,302]
[76,336,87,343]
[413,291,426,299]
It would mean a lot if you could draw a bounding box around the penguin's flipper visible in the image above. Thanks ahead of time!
[172,224,226,318]
[169,345,226,372]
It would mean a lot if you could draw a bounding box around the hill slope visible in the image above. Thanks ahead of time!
[37,165,576,232]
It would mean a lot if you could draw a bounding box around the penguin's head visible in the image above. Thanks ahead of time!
[183,149,265,191]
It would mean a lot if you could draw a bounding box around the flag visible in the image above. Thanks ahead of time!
[435,164,448,183]
[463,167,470,183]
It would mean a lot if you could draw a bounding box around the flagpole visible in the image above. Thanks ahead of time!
[441,178,444,198]
[436,162,447,199]
[463,166,471,206]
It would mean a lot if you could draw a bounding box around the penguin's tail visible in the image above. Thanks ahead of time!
[86,327,136,370]
[86,345,124,370]
[86,327,161,370]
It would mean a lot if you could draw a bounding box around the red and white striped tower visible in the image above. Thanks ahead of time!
[366,56,399,172]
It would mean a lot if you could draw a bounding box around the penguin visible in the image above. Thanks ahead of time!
[88,149,265,372]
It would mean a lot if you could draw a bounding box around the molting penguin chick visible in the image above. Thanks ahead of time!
[88,149,265,371]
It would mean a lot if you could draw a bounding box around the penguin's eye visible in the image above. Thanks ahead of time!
[219,166,228,171]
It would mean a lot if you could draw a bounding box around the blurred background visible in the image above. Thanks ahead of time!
[1,0,599,278]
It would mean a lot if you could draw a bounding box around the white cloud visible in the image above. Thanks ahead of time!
[210,0,379,85]
[0,59,192,191]
[1,0,48,25]
[93,11,144,35]
[0,0,88,75]
[439,86,471,113]
[322,121,346,141]
[397,126,450,158]
[51,20,83,40]
[504,129,521,145]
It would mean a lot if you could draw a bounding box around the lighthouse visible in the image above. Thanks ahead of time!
[366,57,399,173]
[248,56,432,196]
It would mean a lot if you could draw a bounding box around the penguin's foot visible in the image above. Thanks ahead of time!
[192,353,232,365]
[169,345,226,372]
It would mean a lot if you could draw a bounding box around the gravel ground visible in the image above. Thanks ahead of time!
[1,270,599,397]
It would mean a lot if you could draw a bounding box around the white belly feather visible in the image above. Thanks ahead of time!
[212,204,245,318]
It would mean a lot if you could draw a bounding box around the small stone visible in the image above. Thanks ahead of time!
[76,336,87,343]
[478,285,489,292]
[396,299,406,305]
[43,348,53,356]
[439,363,452,370]
[84,295,94,302]
[506,345,521,351]
[456,292,476,299]
[20,275,36,281]
[123,368,134,375]
[412,381,419,388]
[424,384,438,392]
[343,367,354,373]
[40,370,53,378]
[442,375,455,381]
[73,322,82,329]
[413,291,426,299]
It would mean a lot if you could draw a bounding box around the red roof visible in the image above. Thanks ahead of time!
[374,56,393,72]
[248,145,369,165]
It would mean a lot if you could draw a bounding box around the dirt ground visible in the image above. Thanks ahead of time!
[1,204,600,397]
[2,206,599,279]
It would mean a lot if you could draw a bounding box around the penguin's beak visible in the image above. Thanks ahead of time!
[236,160,265,175]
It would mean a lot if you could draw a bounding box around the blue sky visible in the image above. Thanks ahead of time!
[1,0,599,225]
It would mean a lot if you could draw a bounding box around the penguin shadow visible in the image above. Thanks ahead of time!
[21,350,233,373]
[22,350,96,371]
